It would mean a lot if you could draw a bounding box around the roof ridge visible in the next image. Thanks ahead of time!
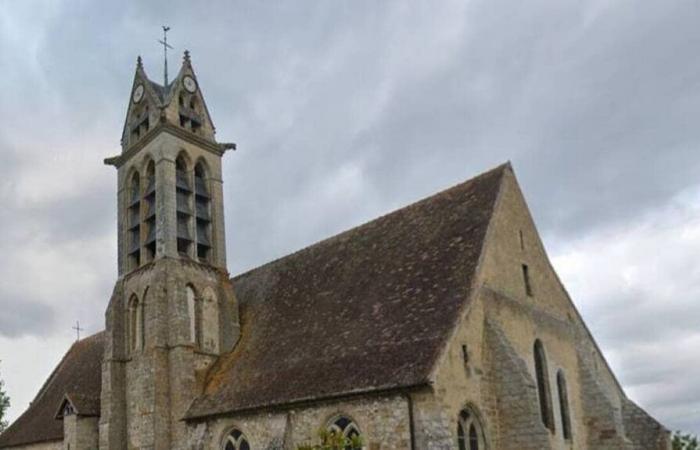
[232,162,511,282]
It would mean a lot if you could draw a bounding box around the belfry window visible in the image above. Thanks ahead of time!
[223,429,249,450]
[143,160,156,262]
[127,171,141,270]
[457,407,486,450]
[176,154,193,257]
[557,370,572,440]
[328,416,362,450]
[534,339,555,432]
[194,161,212,262]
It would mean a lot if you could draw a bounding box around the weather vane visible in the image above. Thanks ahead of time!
[158,26,173,87]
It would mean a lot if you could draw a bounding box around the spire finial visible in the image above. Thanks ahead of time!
[157,26,173,86]
[184,49,191,63]
[136,55,143,69]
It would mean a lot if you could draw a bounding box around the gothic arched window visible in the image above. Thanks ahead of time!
[223,429,249,450]
[127,171,141,269]
[557,370,572,440]
[175,153,193,257]
[127,294,143,353]
[194,161,212,263]
[185,285,198,345]
[457,407,486,450]
[328,416,361,449]
[534,339,555,432]
[143,160,157,262]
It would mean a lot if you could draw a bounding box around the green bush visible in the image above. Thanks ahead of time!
[296,428,363,450]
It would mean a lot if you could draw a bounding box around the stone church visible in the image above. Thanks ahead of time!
[0,53,670,450]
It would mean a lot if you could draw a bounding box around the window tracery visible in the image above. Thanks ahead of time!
[457,407,486,450]
[223,429,250,450]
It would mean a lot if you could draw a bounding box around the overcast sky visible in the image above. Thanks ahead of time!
[1,0,699,436]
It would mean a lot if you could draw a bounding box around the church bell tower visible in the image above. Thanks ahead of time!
[100,51,240,450]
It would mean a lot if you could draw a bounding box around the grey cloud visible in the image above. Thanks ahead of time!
[1,0,699,434]
[0,293,56,339]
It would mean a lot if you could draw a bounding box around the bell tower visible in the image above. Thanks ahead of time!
[100,52,239,450]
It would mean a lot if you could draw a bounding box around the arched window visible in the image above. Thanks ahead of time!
[557,370,572,440]
[223,429,249,450]
[201,287,219,353]
[176,153,193,257]
[328,416,361,449]
[457,407,486,450]
[186,285,197,345]
[534,339,555,432]
[127,295,143,353]
[194,161,212,263]
[127,171,141,269]
[143,160,157,262]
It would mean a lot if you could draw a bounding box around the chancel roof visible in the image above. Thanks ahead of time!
[0,332,104,447]
[186,164,507,419]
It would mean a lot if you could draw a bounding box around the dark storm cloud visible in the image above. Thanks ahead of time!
[1,0,698,434]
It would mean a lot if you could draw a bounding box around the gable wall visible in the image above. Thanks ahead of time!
[420,168,668,449]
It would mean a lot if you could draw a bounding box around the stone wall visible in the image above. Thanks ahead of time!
[63,416,99,450]
[101,255,239,449]
[188,394,411,450]
[485,321,551,450]
[622,399,671,450]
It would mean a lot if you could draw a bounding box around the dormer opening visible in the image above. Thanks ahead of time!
[175,153,193,257]
[194,161,211,263]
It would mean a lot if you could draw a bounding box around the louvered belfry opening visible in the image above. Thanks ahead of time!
[176,154,193,257]
[127,171,141,270]
[194,161,211,263]
[143,160,157,262]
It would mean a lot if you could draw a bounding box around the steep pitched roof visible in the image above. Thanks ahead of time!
[0,332,104,448]
[186,163,507,420]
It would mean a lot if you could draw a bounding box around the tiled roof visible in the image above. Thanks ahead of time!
[0,332,104,448]
[186,164,507,419]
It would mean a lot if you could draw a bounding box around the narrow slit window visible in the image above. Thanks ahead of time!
[534,339,555,433]
[557,370,572,440]
[522,264,533,297]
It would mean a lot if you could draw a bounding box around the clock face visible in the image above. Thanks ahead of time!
[183,75,197,93]
[132,84,144,103]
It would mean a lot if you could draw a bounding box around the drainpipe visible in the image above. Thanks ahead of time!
[405,393,416,450]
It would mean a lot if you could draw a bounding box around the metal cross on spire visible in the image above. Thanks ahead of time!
[72,320,84,341]
[158,26,173,87]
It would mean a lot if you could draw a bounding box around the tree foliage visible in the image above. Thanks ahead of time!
[296,429,363,450]
[0,362,10,433]
[673,431,700,450]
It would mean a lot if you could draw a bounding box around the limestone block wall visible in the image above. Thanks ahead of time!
[485,321,552,450]
[622,399,671,450]
[188,394,411,450]
[63,416,99,450]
